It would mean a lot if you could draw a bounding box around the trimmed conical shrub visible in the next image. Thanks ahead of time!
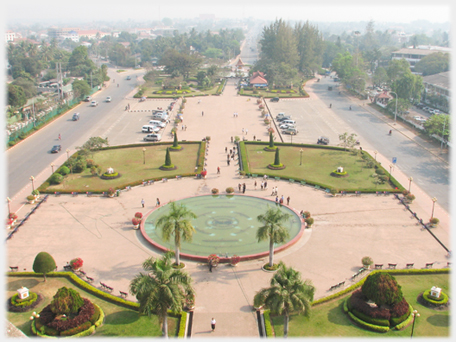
[274,148,280,166]
[173,131,179,148]
[165,147,172,166]
[269,131,275,148]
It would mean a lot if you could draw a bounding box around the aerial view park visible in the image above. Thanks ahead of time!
[5,6,450,339]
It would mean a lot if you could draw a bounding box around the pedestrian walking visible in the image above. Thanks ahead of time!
[156,198,160,206]
[275,196,279,204]
[238,183,242,192]
[253,135,256,141]
[264,181,267,189]
[211,318,216,331]
[209,261,212,272]
[227,159,230,166]
[280,195,284,204]
[275,186,278,195]
[242,128,244,134]
[185,125,187,131]
[141,199,145,208]
[225,147,228,153]
[58,134,61,140]
[246,128,248,135]
[287,196,290,205]
[231,136,234,143]
[217,166,220,174]
[182,125,184,130]
[242,183,246,193]
[230,149,232,154]
[254,180,257,190]
[261,182,264,190]
[227,154,230,160]
[202,111,204,116]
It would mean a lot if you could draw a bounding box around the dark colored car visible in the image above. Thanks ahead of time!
[126,76,131,80]
[51,145,62,153]
[317,137,329,145]
[271,97,279,102]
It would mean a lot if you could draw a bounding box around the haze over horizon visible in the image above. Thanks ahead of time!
[5,0,453,26]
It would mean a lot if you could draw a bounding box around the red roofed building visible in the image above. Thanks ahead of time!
[249,71,268,88]
[375,91,393,107]
[236,58,245,70]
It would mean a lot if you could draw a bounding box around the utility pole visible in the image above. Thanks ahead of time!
[90,71,93,89]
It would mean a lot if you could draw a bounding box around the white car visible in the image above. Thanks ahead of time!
[106,96,111,102]
[414,116,427,123]
[142,125,160,133]
[279,123,296,129]
[90,101,98,107]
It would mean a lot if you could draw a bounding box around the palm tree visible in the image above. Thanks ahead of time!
[130,252,195,337]
[256,206,291,268]
[254,262,315,338]
[156,201,197,266]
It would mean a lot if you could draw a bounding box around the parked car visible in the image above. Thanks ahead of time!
[143,134,161,141]
[84,96,92,102]
[106,96,112,102]
[271,97,279,102]
[149,120,166,128]
[91,101,98,107]
[51,145,62,153]
[279,123,296,129]
[282,128,298,135]
[414,116,427,123]
[276,113,288,120]
[277,116,292,122]
[72,113,80,121]
[317,136,329,145]
[142,125,160,133]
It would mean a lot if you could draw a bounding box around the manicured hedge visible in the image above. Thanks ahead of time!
[178,311,187,337]
[348,311,390,333]
[263,310,274,337]
[422,289,449,305]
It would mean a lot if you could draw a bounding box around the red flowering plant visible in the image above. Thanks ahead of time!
[208,254,220,266]
[230,255,241,266]
[134,212,143,219]
[132,218,141,226]
[9,213,18,220]
[70,258,83,270]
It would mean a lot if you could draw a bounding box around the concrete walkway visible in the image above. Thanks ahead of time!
[6,79,450,338]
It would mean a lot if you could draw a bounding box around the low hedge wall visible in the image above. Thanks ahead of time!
[348,311,390,333]
[422,289,449,305]
[178,311,188,337]
[263,310,274,337]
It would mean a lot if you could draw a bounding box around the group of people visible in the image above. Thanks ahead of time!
[238,183,247,193]
[140,198,161,207]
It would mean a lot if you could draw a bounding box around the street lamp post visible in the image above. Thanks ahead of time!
[66,149,70,161]
[408,176,413,192]
[410,310,420,338]
[374,150,377,161]
[389,164,393,175]
[7,197,11,216]
[431,197,437,219]
[300,149,303,165]
[50,163,55,173]
[390,91,398,123]
[440,118,447,152]
[143,148,146,165]
[30,176,35,192]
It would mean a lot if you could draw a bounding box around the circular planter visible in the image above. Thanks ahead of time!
[159,165,178,171]
[330,172,349,178]
[264,147,277,152]
[169,146,184,151]
[267,164,286,170]
[100,172,122,180]
[261,263,279,272]
[133,224,140,230]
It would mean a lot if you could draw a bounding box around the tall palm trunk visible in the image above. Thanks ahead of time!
[283,313,289,338]
[175,243,181,266]
[162,311,168,338]
[269,239,274,267]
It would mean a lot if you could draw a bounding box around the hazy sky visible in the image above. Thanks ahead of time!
[5,0,453,25]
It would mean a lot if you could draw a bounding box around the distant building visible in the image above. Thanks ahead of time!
[48,27,79,41]
[249,71,268,88]
[391,46,451,72]
[5,30,16,42]
[422,71,450,112]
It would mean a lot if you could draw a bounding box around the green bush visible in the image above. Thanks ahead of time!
[60,320,92,336]
[350,308,390,327]
[390,304,412,326]
[375,168,385,175]
[58,166,70,176]
[49,173,64,185]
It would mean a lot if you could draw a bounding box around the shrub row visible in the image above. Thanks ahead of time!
[348,311,390,333]
[178,311,187,337]
[263,310,274,337]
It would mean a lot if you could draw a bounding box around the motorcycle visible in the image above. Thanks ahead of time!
[389,130,392,136]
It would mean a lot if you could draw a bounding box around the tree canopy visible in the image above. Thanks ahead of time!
[362,272,403,306]
[32,251,56,282]
[414,52,450,76]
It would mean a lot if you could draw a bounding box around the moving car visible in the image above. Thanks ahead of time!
[72,113,80,121]
[84,96,92,102]
[143,134,161,142]
[91,101,98,107]
[126,76,131,80]
[106,96,112,102]
[271,97,280,102]
[142,125,160,133]
[282,128,298,135]
[317,136,329,145]
[51,145,62,153]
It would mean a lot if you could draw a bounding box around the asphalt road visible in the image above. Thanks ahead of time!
[268,75,449,212]
[6,68,144,200]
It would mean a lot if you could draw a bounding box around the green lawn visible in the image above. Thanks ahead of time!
[271,273,450,337]
[43,143,201,192]
[140,80,221,98]
[6,276,177,337]
[244,144,396,192]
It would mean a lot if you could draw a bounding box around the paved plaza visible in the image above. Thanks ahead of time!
[6,78,450,338]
